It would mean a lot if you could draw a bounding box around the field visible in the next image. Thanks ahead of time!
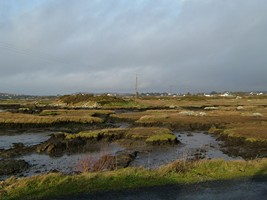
[0,94,266,199]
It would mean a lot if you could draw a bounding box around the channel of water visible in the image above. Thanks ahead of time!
[130,131,242,168]
[0,127,241,178]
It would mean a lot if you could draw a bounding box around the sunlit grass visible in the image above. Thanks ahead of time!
[2,159,267,200]
[65,127,177,143]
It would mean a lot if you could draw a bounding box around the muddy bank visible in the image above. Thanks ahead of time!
[130,131,238,168]
[0,159,30,175]
[0,143,37,158]
[135,122,214,131]
[208,129,267,159]
[34,127,179,157]
[0,129,242,179]
[0,121,108,130]
[3,143,126,178]
[218,135,267,159]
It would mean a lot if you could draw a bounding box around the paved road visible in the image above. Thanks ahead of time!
[50,176,267,200]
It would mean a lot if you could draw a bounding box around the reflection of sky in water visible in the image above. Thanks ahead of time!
[19,143,123,176]
[131,131,242,168]
[0,130,242,179]
[0,132,51,149]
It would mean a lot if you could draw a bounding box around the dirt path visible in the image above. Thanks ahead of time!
[49,176,267,200]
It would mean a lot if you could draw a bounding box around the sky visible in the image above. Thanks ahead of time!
[0,0,267,95]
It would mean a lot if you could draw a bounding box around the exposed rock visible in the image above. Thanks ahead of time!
[252,113,263,117]
[0,159,30,175]
[237,106,244,110]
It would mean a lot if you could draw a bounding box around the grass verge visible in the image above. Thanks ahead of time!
[1,159,267,200]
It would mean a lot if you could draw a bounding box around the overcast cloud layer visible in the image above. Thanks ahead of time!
[0,0,267,95]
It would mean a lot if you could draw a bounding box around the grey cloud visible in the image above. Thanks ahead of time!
[0,0,266,95]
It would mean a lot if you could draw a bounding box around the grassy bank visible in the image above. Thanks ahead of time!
[64,127,177,144]
[111,109,265,131]
[0,110,114,128]
[209,122,267,143]
[55,94,145,108]
[208,123,267,158]
[1,159,267,200]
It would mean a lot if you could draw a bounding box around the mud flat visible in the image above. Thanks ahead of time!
[130,131,239,168]
[0,129,238,179]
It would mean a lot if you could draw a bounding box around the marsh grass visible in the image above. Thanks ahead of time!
[57,94,145,108]
[209,122,267,143]
[0,110,115,127]
[65,127,177,143]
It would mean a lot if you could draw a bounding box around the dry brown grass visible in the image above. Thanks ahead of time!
[222,122,267,141]
[135,97,267,108]
[112,109,266,127]
[0,110,109,125]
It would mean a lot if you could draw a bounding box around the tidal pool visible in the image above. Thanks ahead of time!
[0,131,52,149]
[17,143,123,177]
[0,130,241,179]
[130,131,242,168]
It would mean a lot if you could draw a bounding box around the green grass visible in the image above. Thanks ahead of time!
[2,159,267,200]
[146,133,177,143]
[65,127,177,144]
[65,128,125,140]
